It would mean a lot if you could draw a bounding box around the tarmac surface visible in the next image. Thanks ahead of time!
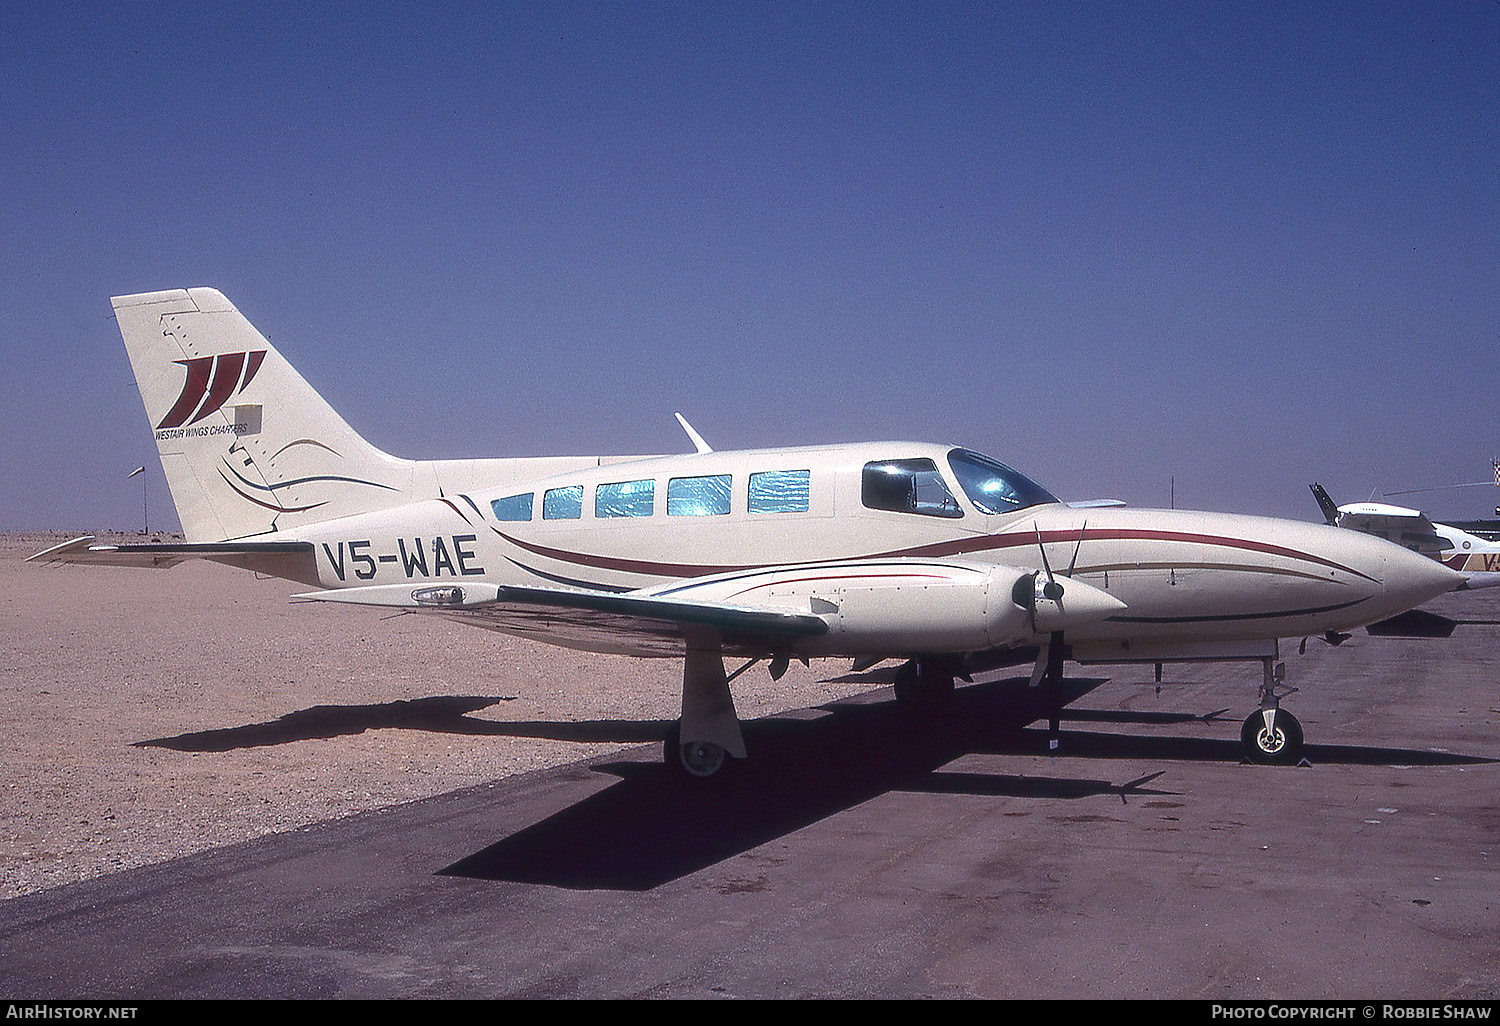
[3,538,1500,999]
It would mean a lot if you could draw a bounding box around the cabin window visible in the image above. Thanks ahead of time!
[596,479,655,518]
[748,470,811,514]
[946,448,1058,514]
[668,474,731,516]
[862,459,963,518]
[490,493,534,522]
[543,486,583,520]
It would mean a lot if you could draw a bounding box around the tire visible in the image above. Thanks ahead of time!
[1241,709,1304,765]
[663,721,738,787]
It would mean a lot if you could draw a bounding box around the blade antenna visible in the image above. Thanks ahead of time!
[674,413,713,454]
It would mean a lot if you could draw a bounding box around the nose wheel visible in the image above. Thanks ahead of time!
[1241,658,1305,765]
[1241,707,1304,765]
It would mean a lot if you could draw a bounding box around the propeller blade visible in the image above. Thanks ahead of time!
[1033,522,1064,601]
[1066,519,1088,577]
[1029,641,1048,688]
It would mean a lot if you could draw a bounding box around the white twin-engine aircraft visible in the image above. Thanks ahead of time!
[33,289,1463,782]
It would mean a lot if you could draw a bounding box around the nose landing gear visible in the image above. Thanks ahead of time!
[1241,658,1305,765]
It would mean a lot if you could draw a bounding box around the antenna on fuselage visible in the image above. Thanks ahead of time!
[674,413,713,454]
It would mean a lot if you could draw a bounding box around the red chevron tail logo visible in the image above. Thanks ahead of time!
[156,351,267,429]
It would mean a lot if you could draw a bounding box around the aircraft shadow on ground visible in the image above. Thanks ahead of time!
[135,696,675,752]
[437,676,1495,891]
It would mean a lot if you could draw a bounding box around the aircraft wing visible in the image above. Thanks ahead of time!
[27,535,317,578]
[293,581,831,658]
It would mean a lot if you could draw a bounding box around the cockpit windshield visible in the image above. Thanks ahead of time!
[946,448,1058,514]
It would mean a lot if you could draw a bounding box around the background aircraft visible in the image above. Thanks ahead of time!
[32,289,1463,782]
[1311,483,1500,591]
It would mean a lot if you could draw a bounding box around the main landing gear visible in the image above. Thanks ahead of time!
[663,644,1310,782]
[1241,658,1305,766]
[664,642,747,787]
[893,657,957,710]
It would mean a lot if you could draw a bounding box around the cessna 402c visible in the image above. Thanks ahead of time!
[32,289,1463,782]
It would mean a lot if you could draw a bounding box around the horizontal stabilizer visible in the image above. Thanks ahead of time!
[1458,572,1500,591]
[294,581,829,657]
[27,535,316,582]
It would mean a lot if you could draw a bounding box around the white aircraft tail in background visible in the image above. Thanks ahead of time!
[1311,482,1500,591]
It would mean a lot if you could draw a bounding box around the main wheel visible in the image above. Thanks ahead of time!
[893,658,956,710]
[1241,708,1304,765]
[663,721,738,786]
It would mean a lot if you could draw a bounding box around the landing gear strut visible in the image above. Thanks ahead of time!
[893,657,956,709]
[1241,658,1305,765]
[664,640,746,787]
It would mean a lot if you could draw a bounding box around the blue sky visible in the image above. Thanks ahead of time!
[2,1,1497,531]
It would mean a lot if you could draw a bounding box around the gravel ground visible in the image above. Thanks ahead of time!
[0,531,876,899]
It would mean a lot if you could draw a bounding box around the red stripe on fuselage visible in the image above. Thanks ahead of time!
[871,528,1378,583]
[496,526,1375,583]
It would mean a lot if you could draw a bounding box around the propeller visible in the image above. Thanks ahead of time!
[1032,519,1088,603]
[1029,520,1089,753]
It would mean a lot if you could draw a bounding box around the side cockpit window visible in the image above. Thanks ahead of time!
[946,448,1058,514]
[861,459,963,518]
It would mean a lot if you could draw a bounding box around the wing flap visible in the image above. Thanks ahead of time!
[294,581,830,657]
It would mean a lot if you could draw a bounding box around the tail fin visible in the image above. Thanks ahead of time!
[1310,482,1341,526]
[113,288,414,542]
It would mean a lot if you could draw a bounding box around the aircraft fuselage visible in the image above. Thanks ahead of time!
[291,440,1458,660]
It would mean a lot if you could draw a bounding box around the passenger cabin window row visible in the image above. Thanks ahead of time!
[489,469,812,522]
[487,450,1055,524]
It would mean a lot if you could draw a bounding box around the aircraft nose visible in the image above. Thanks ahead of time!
[1376,541,1464,607]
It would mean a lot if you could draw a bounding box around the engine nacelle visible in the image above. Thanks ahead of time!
[829,564,1036,653]
[643,559,1128,657]
[1029,571,1129,635]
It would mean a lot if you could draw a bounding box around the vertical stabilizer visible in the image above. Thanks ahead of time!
[113,288,414,542]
